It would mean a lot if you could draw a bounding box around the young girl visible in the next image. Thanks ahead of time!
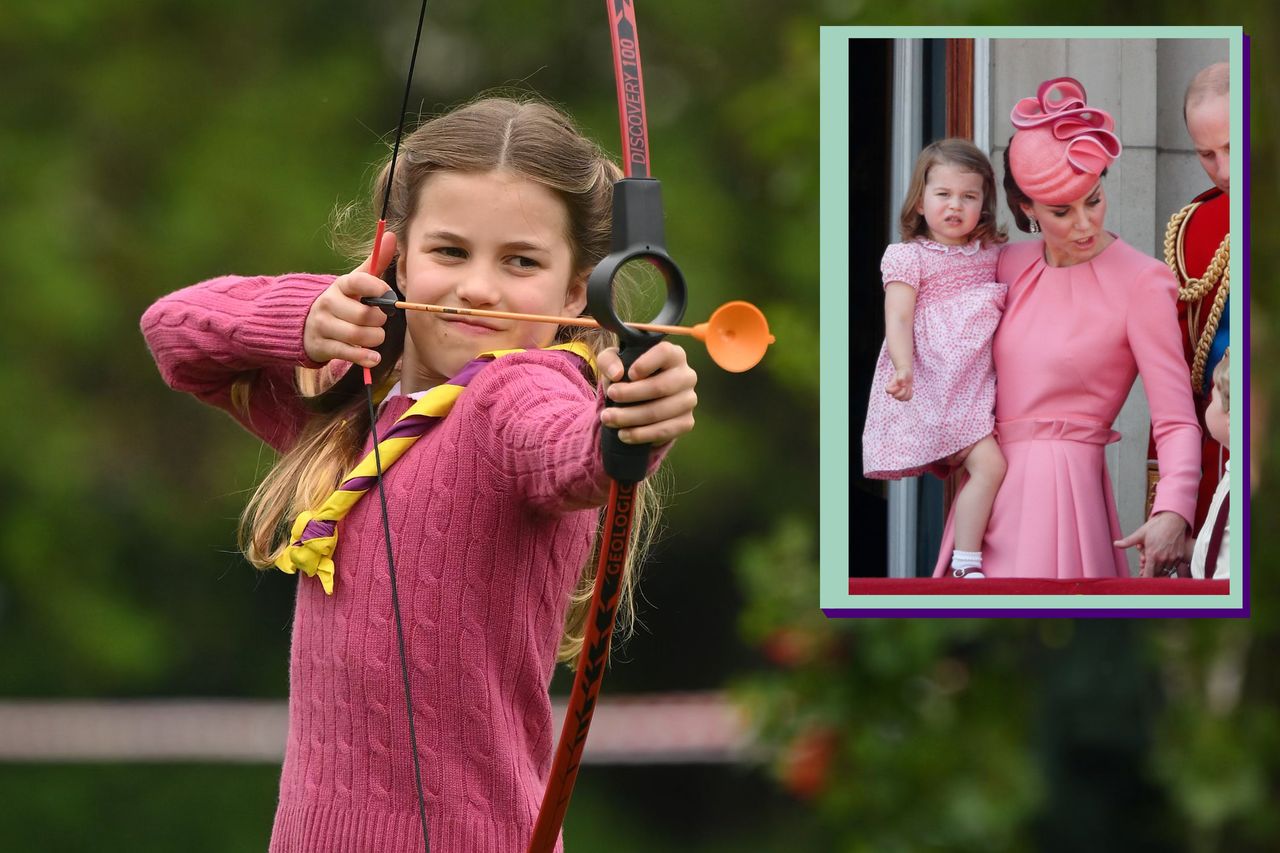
[861,138,1008,579]
[142,98,697,851]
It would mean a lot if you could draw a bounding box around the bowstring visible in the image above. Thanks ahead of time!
[366,0,432,849]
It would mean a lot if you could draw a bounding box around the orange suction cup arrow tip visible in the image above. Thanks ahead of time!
[694,301,776,373]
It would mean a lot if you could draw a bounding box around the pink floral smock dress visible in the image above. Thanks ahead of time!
[862,238,1006,479]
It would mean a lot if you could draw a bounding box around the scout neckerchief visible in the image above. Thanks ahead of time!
[275,343,595,594]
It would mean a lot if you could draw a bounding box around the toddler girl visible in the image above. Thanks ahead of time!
[862,138,1008,579]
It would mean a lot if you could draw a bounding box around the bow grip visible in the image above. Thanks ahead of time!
[588,178,687,484]
[598,343,656,483]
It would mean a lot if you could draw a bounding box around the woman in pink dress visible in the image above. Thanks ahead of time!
[932,77,1200,579]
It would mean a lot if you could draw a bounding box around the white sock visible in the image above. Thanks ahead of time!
[951,550,984,577]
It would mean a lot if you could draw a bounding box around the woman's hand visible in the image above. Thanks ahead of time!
[597,341,698,445]
[1115,511,1190,577]
[303,231,397,369]
[885,367,913,401]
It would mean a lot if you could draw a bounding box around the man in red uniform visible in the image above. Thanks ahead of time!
[1148,62,1230,531]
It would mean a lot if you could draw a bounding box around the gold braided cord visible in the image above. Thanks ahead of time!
[1163,203,1197,293]
[1163,201,1230,394]
[1164,201,1230,301]
[1189,263,1229,395]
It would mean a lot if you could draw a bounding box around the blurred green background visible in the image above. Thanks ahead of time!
[0,2,1275,851]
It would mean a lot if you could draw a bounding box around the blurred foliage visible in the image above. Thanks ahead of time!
[0,0,1276,851]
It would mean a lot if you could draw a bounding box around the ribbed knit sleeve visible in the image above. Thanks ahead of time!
[140,274,334,452]
[460,350,670,514]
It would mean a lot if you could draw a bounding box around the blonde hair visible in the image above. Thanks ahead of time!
[899,138,1007,247]
[236,96,664,663]
[1213,348,1230,414]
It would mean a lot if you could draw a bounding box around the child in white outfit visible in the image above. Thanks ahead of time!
[1187,350,1231,579]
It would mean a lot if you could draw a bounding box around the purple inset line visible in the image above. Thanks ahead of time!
[1240,33,1252,616]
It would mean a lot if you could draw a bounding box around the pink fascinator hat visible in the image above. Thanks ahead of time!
[1008,77,1122,205]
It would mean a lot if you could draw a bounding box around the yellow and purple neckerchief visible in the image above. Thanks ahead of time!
[275,343,596,593]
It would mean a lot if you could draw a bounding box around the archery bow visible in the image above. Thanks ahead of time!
[526,2,683,849]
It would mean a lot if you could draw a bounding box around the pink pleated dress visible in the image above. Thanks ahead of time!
[931,237,1201,578]
[863,238,1006,479]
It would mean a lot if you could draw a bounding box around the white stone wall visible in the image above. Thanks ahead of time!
[988,38,1230,572]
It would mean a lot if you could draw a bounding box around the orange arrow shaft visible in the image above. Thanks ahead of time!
[390,300,698,337]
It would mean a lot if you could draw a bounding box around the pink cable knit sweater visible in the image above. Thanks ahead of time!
[142,273,663,852]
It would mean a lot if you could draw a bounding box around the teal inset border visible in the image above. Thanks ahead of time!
[819,26,1246,614]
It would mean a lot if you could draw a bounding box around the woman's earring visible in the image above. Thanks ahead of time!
[1029,217,1040,234]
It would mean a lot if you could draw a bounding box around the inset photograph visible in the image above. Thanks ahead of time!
[820,29,1244,614]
